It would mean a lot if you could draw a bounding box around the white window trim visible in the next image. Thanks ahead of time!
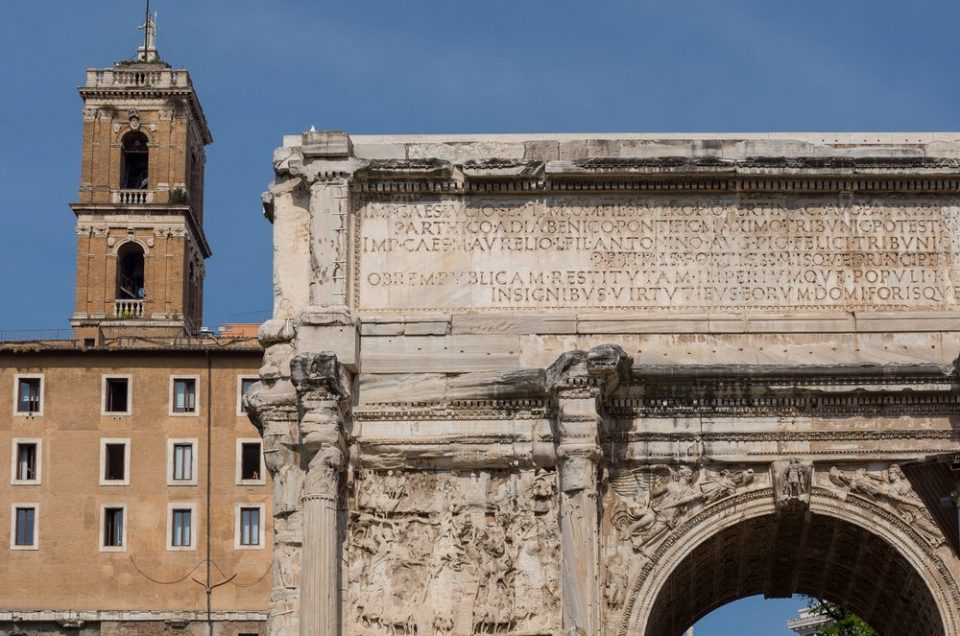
[101,374,133,416]
[236,438,266,485]
[166,438,199,486]
[13,374,44,417]
[234,503,266,550]
[99,503,128,552]
[168,375,201,417]
[10,503,38,550]
[99,438,131,486]
[166,502,198,551]
[10,438,42,485]
[237,375,258,417]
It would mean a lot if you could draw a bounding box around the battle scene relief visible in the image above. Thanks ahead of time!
[347,469,560,636]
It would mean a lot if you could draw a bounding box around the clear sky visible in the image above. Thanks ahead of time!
[0,1,954,626]
[1,0,959,335]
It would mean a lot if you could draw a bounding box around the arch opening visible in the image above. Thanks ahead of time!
[120,131,149,189]
[116,242,145,300]
[642,511,944,636]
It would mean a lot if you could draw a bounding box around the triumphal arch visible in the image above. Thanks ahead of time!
[246,132,960,636]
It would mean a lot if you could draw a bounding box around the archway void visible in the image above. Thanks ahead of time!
[644,512,943,636]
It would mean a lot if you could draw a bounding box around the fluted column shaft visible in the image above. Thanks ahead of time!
[290,353,351,636]
[301,462,340,636]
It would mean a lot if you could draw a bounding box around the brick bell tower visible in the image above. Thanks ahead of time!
[70,12,212,343]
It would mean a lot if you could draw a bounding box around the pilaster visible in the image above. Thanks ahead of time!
[547,345,632,635]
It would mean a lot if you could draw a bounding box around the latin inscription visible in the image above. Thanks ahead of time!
[353,196,960,312]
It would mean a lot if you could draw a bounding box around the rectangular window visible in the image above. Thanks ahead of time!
[103,507,124,548]
[240,507,260,546]
[15,443,37,481]
[238,377,257,415]
[173,443,193,481]
[172,378,197,414]
[240,442,262,481]
[104,377,129,414]
[16,377,42,414]
[13,506,36,547]
[171,508,192,547]
[104,444,126,481]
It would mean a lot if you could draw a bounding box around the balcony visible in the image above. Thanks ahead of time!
[112,190,154,205]
[86,68,191,89]
[114,300,144,319]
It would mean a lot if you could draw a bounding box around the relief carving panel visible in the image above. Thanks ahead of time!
[353,195,960,313]
[347,469,560,635]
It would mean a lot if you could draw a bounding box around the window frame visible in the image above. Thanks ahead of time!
[101,374,133,416]
[10,503,38,550]
[166,438,199,486]
[236,438,266,485]
[166,502,197,551]
[100,504,127,552]
[235,503,265,550]
[237,375,258,416]
[10,438,42,485]
[99,438,131,486]
[169,375,201,417]
[13,374,43,417]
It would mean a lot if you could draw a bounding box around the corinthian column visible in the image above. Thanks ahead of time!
[548,344,631,636]
[291,352,352,636]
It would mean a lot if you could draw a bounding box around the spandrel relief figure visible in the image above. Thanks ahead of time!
[700,468,755,505]
[829,464,944,547]
[610,464,757,551]
[603,554,628,610]
[610,465,702,551]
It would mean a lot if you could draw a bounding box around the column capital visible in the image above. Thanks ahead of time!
[291,351,352,405]
[547,343,632,399]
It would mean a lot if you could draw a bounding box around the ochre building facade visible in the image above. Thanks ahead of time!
[0,25,269,636]
[248,131,960,636]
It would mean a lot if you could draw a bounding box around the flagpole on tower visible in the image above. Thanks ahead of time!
[143,0,150,60]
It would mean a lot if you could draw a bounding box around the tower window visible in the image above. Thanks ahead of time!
[172,443,193,481]
[171,377,198,414]
[239,442,262,482]
[239,507,261,546]
[15,376,42,415]
[102,507,125,549]
[101,441,129,484]
[121,131,149,189]
[115,242,145,301]
[12,505,37,548]
[103,377,130,414]
[168,505,195,549]
[14,442,38,482]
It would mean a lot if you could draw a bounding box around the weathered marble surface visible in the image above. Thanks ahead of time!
[251,133,960,636]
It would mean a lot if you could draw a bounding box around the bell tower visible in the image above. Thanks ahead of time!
[70,11,212,343]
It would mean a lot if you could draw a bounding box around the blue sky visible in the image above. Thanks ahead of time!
[1,0,958,335]
[0,2,955,625]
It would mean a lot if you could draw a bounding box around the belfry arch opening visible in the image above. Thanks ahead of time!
[115,242,145,300]
[641,511,944,636]
[120,131,149,189]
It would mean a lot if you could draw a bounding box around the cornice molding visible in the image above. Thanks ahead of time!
[345,157,960,194]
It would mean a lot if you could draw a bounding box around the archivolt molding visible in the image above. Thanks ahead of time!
[617,484,960,636]
[812,487,960,634]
